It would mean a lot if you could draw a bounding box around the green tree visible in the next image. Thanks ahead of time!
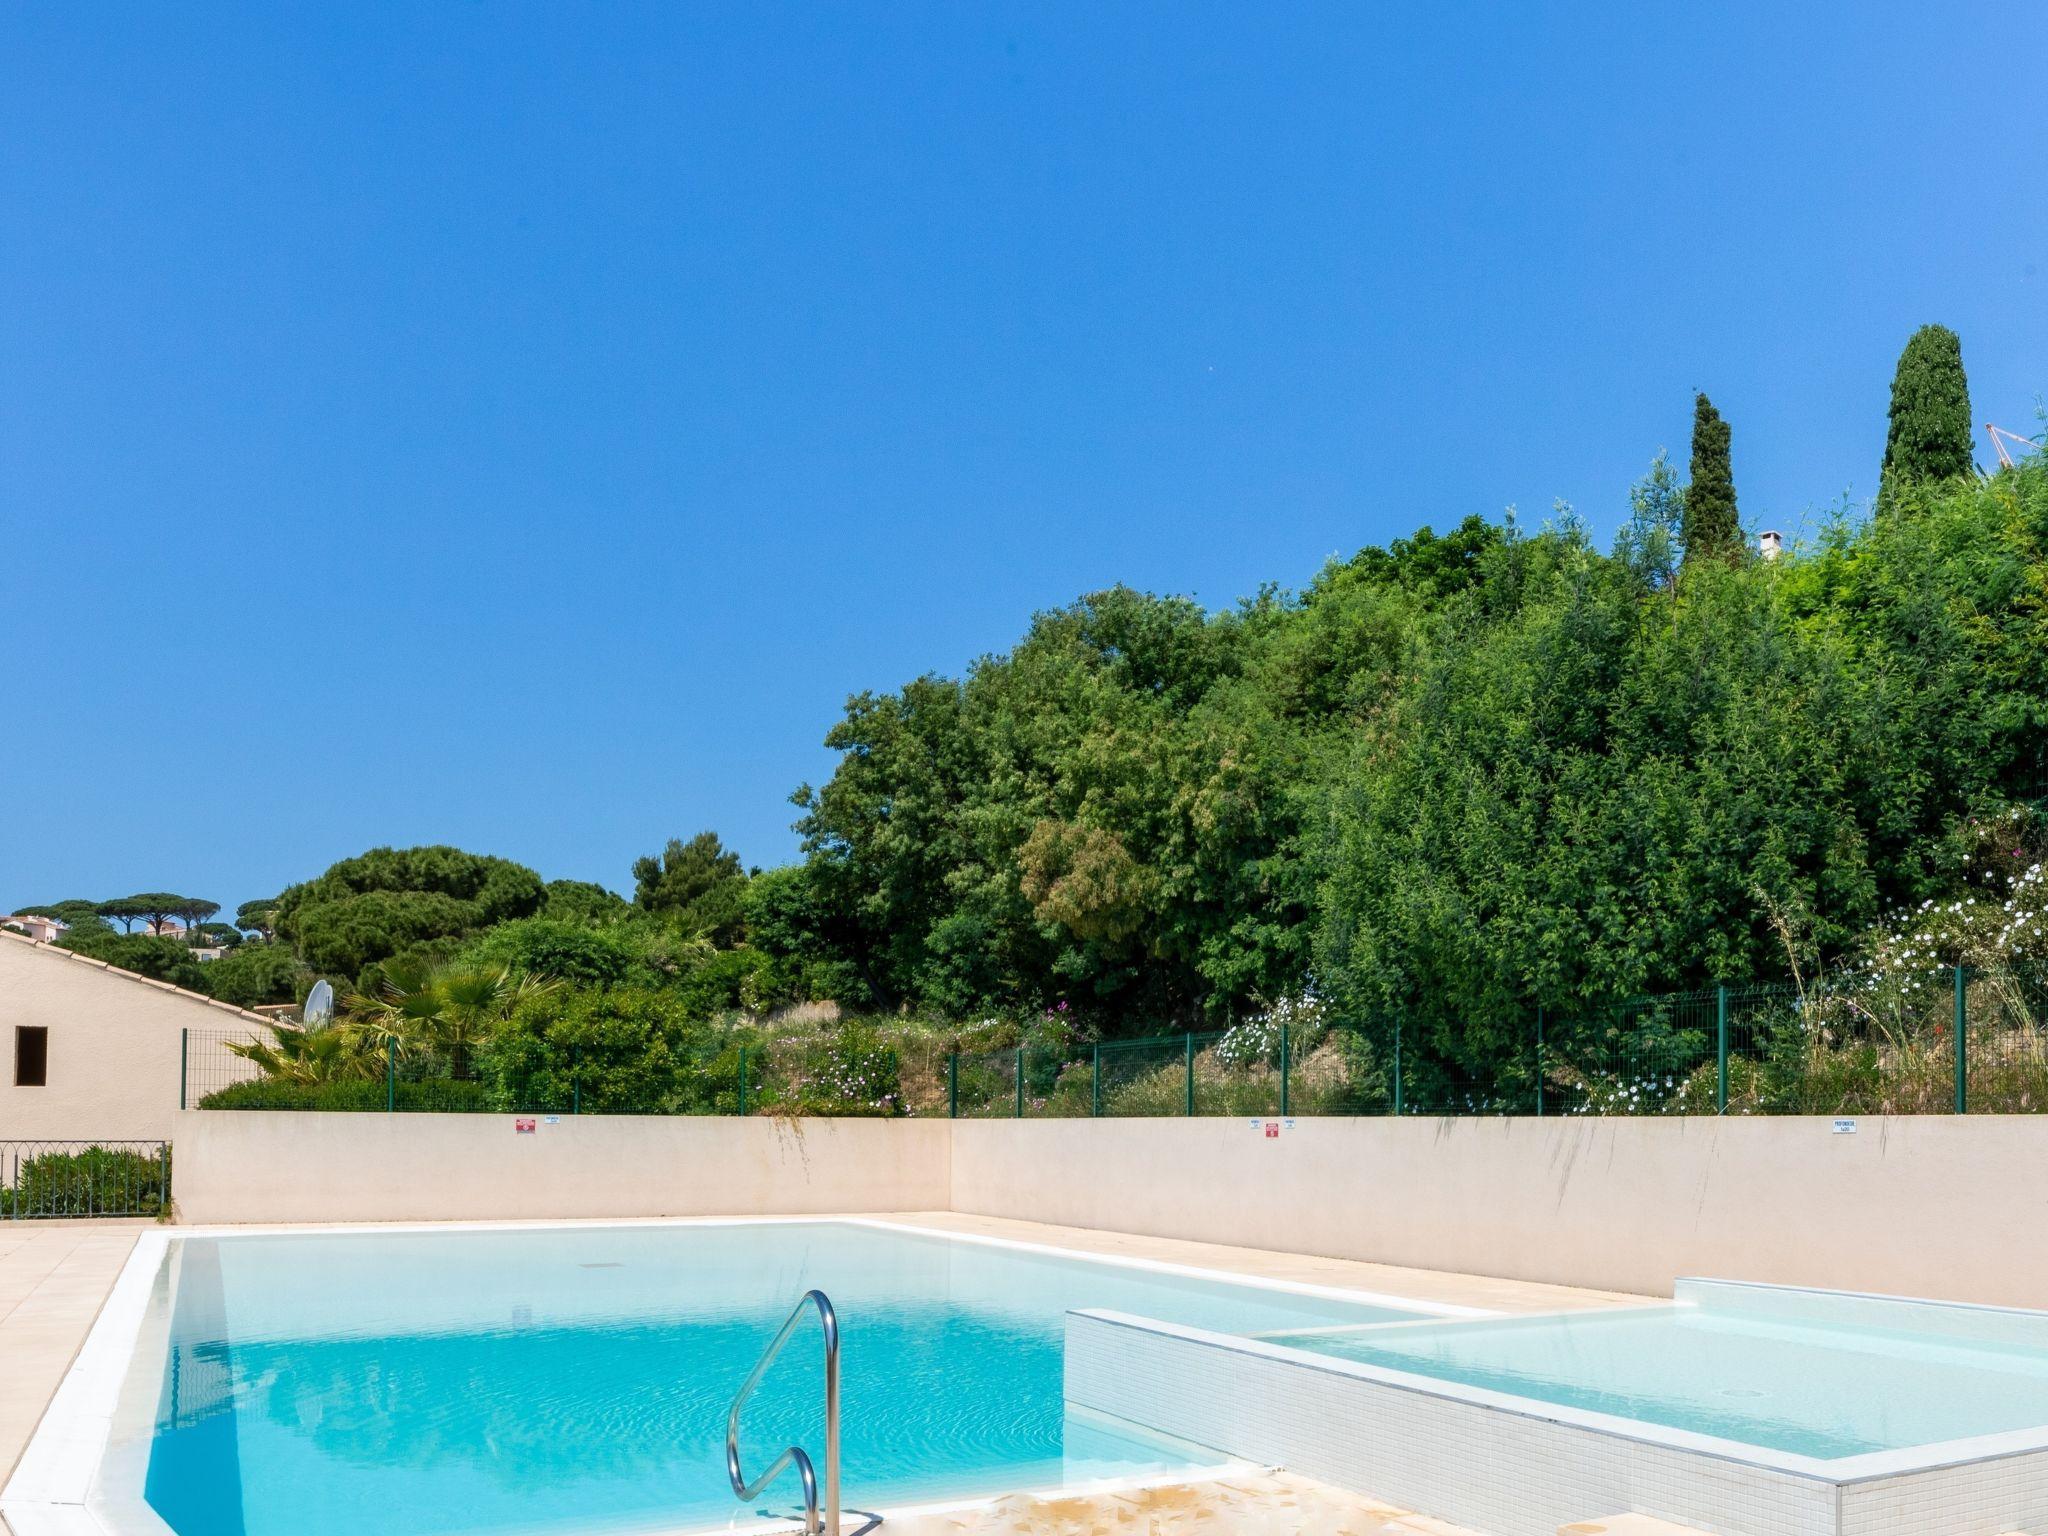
[540,879,633,925]
[273,847,546,978]
[743,865,866,1003]
[1614,452,1684,588]
[1877,324,1974,515]
[235,897,282,939]
[201,942,309,1007]
[19,900,111,936]
[792,584,1336,1027]
[56,929,210,991]
[175,898,221,940]
[631,833,748,942]
[1683,394,1740,561]
[98,892,207,938]
[95,897,151,933]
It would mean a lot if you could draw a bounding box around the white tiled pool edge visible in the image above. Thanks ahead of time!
[1063,1308,2048,1536]
[2,1231,169,1536]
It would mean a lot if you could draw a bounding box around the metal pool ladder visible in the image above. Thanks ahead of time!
[726,1288,849,1536]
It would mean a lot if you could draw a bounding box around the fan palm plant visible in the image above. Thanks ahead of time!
[345,960,557,1079]
[228,1020,376,1084]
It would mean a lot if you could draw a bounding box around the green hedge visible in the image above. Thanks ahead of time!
[198,1078,493,1112]
[7,1146,169,1217]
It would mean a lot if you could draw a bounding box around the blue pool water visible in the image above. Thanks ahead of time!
[1274,1286,2048,1460]
[117,1222,1423,1536]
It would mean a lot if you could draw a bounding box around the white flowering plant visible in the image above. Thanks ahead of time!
[1215,991,1327,1068]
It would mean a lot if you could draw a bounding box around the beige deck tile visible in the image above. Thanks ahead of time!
[0,1221,145,1488]
[879,1470,1486,1535]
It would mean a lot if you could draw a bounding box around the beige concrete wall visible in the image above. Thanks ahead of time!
[950,1115,2048,1308]
[171,1110,953,1224]
[160,1100,2048,1306]
[0,934,263,1144]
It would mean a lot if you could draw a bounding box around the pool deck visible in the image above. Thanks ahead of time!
[884,1468,1501,1533]
[887,1211,1651,1314]
[0,1211,1653,1536]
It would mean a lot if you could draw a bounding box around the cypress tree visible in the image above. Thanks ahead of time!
[1683,392,1740,562]
[1877,324,1973,515]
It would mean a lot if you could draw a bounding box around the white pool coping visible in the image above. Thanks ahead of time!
[0,1214,1480,1536]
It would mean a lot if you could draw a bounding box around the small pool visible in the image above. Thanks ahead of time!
[1267,1278,2048,1460]
[1068,1279,2048,1536]
[101,1221,1431,1536]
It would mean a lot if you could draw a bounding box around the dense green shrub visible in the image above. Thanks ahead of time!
[459,917,660,989]
[7,1146,169,1216]
[669,946,777,1018]
[480,986,739,1113]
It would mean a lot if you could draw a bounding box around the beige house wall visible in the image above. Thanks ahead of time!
[170,1110,954,1224]
[951,1115,2048,1307]
[0,934,262,1144]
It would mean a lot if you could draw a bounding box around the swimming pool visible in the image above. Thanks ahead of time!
[1269,1278,2048,1460]
[81,1221,1434,1536]
[1068,1278,2048,1536]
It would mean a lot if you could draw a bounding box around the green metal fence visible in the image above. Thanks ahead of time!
[175,963,2048,1120]
[945,966,2048,1118]
[2,1141,171,1219]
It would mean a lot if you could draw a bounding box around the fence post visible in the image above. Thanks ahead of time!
[1280,1022,1291,1118]
[1535,1007,1544,1117]
[1716,985,1729,1115]
[947,1052,958,1118]
[736,1045,746,1117]
[158,1143,171,1217]
[1091,1044,1102,1117]
[1015,1046,1025,1118]
[1184,1032,1195,1116]
[386,1037,397,1113]
[1393,1022,1403,1116]
[1954,965,1968,1114]
[179,1028,189,1112]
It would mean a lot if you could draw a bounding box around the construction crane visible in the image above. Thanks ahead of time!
[1984,423,2041,469]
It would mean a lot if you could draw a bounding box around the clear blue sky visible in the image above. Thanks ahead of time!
[4,3,2044,917]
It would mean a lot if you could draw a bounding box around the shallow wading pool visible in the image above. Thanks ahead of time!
[16,1220,1442,1536]
[1068,1280,2048,1536]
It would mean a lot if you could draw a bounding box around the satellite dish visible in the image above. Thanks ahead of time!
[303,979,335,1026]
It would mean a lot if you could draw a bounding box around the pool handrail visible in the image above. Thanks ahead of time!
[726,1287,841,1536]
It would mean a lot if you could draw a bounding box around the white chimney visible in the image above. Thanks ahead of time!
[1758,530,1783,561]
